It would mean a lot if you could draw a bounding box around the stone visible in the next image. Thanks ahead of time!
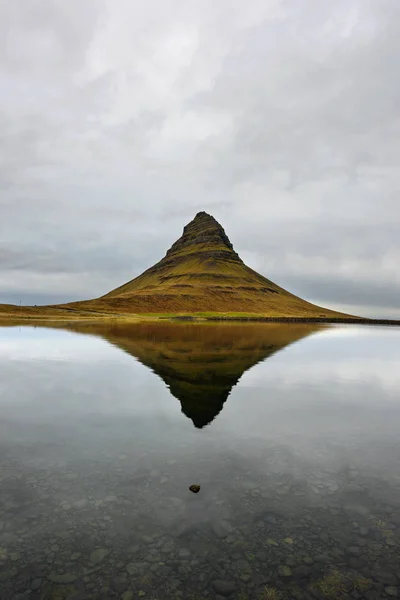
[212,520,233,538]
[47,572,78,584]
[278,565,292,577]
[90,548,109,564]
[126,562,141,575]
[111,576,128,592]
[212,580,236,596]
[385,588,398,598]
[372,571,398,585]
[74,498,88,509]
[0,568,18,582]
[122,592,134,600]
[10,552,20,561]
[30,579,42,591]
[344,504,370,517]
[343,484,365,493]
[189,484,200,493]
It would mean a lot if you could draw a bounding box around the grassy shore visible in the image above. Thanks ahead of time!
[0,304,398,326]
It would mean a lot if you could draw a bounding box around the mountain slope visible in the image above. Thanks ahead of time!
[70,211,351,317]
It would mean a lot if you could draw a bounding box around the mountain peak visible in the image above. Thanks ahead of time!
[166,211,238,259]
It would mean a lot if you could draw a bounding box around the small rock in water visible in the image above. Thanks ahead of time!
[189,484,200,493]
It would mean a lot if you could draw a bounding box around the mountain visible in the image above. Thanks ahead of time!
[65,211,352,318]
[58,321,323,427]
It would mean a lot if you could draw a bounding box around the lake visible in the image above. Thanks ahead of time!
[0,322,399,600]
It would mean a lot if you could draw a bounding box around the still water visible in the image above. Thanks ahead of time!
[0,322,399,600]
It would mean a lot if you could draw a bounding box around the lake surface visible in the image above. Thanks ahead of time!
[0,322,399,600]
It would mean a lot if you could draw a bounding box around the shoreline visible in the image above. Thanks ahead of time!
[0,312,399,326]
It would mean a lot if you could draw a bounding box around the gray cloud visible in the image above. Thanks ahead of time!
[0,0,399,317]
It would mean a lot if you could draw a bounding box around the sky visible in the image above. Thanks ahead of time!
[1,0,399,318]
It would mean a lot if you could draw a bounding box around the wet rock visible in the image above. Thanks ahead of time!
[10,552,20,561]
[126,562,143,575]
[122,592,134,600]
[343,484,365,494]
[314,554,331,564]
[385,588,398,598]
[90,548,109,564]
[30,579,42,591]
[70,552,82,560]
[212,520,233,538]
[0,568,18,582]
[278,565,292,577]
[348,546,361,555]
[242,481,259,491]
[344,504,370,517]
[111,576,128,592]
[294,565,312,577]
[372,571,398,585]
[364,591,383,600]
[47,571,78,584]
[74,498,88,509]
[104,495,118,503]
[212,580,236,596]
[189,484,200,493]
[266,538,279,546]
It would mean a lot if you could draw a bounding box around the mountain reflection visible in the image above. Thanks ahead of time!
[59,321,323,428]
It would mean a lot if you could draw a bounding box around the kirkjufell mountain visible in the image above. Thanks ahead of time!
[64,211,350,318]
[1,211,365,319]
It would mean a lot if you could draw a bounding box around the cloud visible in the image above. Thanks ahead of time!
[0,0,399,316]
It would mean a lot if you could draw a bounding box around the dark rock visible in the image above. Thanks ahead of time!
[212,580,236,596]
[348,546,362,555]
[189,485,201,494]
[372,571,398,585]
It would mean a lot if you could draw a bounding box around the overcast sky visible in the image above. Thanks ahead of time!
[1,0,399,317]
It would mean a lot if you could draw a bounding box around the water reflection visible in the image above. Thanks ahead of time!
[0,323,399,600]
[60,321,323,428]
